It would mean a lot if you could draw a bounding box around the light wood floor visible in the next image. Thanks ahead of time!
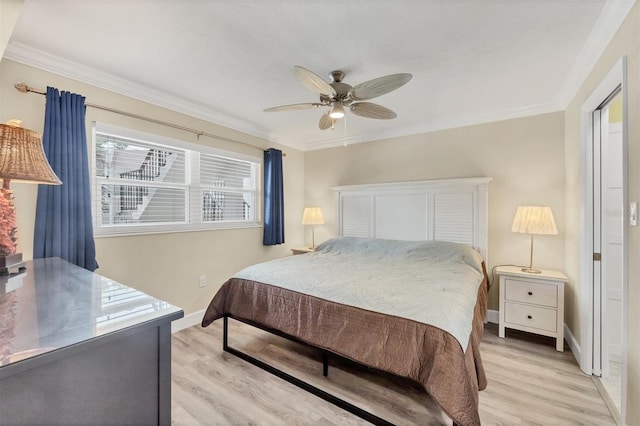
[171,320,615,425]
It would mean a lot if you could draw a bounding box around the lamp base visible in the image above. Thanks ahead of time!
[0,252,26,276]
[521,267,542,274]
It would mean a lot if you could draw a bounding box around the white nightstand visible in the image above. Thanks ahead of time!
[496,265,567,352]
[291,247,314,255]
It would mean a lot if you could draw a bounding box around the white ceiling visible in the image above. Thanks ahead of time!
[4,0,636,151]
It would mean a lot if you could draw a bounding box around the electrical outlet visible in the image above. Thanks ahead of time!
[199,275,207,287]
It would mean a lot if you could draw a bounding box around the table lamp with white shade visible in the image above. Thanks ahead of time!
[302,207,324,249]
[511,205,558,274]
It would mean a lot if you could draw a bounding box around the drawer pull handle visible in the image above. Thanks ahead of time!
[527,315,533,319]
[527,291,533,296]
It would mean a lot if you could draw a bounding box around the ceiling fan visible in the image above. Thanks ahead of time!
[264,66,413,130]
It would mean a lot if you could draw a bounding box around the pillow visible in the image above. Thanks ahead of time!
[315,236,484,273]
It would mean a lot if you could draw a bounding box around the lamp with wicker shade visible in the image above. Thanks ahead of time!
[511,205,558,274]
[0,120,61,275]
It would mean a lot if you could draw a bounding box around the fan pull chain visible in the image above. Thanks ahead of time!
[343,114,348,147]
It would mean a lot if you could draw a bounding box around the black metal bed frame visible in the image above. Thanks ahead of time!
[222,315,396,426]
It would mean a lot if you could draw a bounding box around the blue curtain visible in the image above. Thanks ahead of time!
[263,148,285,245]
[33,87,98,271]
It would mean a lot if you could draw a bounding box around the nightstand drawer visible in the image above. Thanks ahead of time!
[505,278,558,307]
[504,302,557,332]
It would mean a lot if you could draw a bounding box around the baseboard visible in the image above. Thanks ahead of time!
[564,323,581,364]
[172,309,205,333]
[485,309,499,324]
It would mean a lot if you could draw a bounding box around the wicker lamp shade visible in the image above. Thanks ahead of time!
[0,123,61,185]
[0,121,61,274]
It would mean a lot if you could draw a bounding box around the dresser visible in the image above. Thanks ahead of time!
[496,265,567,351]
[0,258,183,424]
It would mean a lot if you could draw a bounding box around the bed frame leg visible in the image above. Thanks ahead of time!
[322,352,329,377]
[220,316,394,426]
[223,315,229,351]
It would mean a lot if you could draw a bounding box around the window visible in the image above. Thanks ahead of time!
[92,123,260,236]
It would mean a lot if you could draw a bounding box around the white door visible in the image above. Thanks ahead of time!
[592,107,603,376]
[602,118,624,375]
[592,88,625,417]
[581,57,628,425]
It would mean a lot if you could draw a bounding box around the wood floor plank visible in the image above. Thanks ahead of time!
[171,321,615,425]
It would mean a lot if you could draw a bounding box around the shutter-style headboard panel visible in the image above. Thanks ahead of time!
[333,177,491,261]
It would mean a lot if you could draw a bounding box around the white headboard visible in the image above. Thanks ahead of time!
[332,177,492,261]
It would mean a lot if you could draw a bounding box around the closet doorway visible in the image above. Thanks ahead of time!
[581,57,628,424]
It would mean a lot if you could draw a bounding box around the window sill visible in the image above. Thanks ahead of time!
[94,222,262,238]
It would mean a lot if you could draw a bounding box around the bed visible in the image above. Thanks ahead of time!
[202,177,491,426]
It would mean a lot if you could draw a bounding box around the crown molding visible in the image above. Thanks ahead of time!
[299,100,562,151]
[4,40,562,154]
[298,134,365,151]
[557,0,636,107]
[3,42,275,144]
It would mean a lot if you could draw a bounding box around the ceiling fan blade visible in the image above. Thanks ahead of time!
[264,103,324,112]
[349,73,412,101]
[295,66,337,97]
[350,102,397,119]
[319,112,334,130]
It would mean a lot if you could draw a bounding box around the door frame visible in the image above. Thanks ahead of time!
[579,56,628,422]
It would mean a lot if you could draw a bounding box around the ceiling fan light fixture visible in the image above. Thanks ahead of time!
[330,102,345,119]
[265,66,411,131]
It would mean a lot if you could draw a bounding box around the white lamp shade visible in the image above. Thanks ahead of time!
[302,207,324,225]
[511,206,558,235]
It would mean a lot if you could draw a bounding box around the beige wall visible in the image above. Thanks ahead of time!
[304,112,566,309]
[0,59,306,315]
[2,3,639,419]
[564,3,640,423]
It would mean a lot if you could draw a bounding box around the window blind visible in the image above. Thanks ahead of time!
[200,153,258,223]
[93,125,260,236]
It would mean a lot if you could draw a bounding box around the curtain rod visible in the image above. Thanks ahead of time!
[13,82,285,156]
